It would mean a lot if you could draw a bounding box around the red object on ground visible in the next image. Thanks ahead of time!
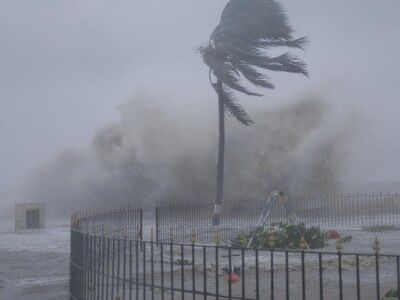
[224,272,240,283]
[328,229,340,239]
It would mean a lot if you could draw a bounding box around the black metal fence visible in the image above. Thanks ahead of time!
[76,207,143,239]
[71,207,400,300]
[156,192,400,243]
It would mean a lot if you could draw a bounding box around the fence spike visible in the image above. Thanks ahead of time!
[336,237,343,252]
[169,228,174,243]
[213,231,221,246]
[191,230,197,244]
[299,236,309,251]
[239,233,248,249]
[150,228,154,241]
[268,232,277,249]
[373,236,380,254]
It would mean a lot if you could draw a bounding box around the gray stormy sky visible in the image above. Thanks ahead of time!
[0,0,400,203]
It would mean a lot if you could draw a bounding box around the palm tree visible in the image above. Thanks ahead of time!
[200,0,308,225]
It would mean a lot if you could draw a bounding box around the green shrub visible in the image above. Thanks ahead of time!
[382,288,398,299]
[233,222,328,250]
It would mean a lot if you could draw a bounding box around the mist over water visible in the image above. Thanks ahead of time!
[24,92,353,217]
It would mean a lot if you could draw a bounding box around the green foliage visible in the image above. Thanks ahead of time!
[234,222,328,249]
[382,288,398,299]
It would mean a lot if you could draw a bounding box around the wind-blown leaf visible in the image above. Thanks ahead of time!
[202,45,262,96]
[222,87,254,125]
[231,61,275,89]
[229,51,308,76]
[255,36,309,50]
[214,68,262,96]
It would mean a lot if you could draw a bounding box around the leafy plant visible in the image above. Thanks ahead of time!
[382,288,398,300]
[233,222,328,249]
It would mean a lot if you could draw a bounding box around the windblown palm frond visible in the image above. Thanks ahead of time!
[200,0,308,125]
[223,88,254,126]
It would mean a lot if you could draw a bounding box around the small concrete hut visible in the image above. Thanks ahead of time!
[15,203,45,230]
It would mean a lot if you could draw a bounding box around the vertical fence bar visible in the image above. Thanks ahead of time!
[203,246,207,300]
[122,236,127,300]
[129,240,133,300]
[270,249,274,300]
[215,246,219,300]
[81,231,85,300]
[97,234,101,299]
[155,207,160,245]
[356,254,360,300]
[192,243,195,300]
[171,240,175,300]
[143,241,146,300]
[301,251,306,300]
[376,254,380,300]
[89,232,93,300]
[181,244,185,300]
[161,243,165,300]
[242,248,246,300]
[397,256,400,300]
[228,247,232,300]
[338,252,343,300]
[136,239,139,300]
[255,248,259,300]
[117,238,121,296]
[286,251,290,300]
[319,253,323,300]
[111,235,115,299]
[151,239,155,300]
[101,234,105,300]
[106,237,110,300]
[93,235,97,300]
[84,228,88,299]
[140,209,143,251]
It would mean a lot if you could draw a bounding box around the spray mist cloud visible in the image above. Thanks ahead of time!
[25,93,353,216]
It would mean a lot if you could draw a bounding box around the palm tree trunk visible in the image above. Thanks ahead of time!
[213,80,225,226]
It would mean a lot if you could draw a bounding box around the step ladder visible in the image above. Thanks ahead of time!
[246,191,295,249]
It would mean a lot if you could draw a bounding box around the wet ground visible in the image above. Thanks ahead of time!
[1,219,400,300]
[0,219,69,300]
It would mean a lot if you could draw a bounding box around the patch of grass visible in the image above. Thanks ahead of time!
[362,225,399,232]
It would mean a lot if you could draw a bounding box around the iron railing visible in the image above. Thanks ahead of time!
[156,192,400,243]
[70,207,400,300]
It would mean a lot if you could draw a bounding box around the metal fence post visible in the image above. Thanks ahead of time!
[155,206,159,245]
